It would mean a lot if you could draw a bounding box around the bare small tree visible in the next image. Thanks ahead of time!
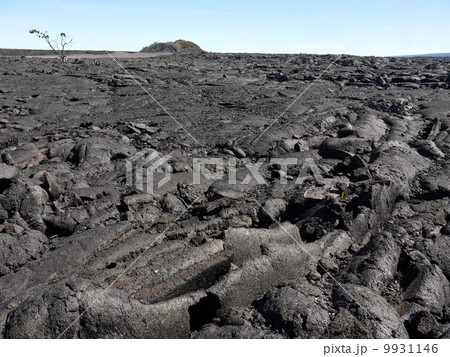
[29,29,73,62]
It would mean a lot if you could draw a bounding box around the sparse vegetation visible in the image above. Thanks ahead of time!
[29,29,73,62]
[141,39,204,53]
[173,40,204,53]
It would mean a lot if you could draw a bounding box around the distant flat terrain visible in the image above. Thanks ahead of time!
[0,48,173,58]
[399,52,450,58]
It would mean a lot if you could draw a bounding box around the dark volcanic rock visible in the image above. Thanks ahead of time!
[0,163,19,191]
[0,230,47,276]
[4,278,206,338]
[332,284,409,338]
[256,280,331,338]
[0,50,449,339]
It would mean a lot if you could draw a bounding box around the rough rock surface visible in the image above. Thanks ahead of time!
[0,50,449,338]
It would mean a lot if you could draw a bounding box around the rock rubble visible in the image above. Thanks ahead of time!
[0,50,449,338]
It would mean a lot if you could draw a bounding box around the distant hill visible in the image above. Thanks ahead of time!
[398,53,450,58]
[141,40,204,53]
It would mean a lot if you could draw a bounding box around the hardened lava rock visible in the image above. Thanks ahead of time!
[0,49,449,338]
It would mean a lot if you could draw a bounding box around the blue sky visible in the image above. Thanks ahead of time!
[1,0,449,56]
